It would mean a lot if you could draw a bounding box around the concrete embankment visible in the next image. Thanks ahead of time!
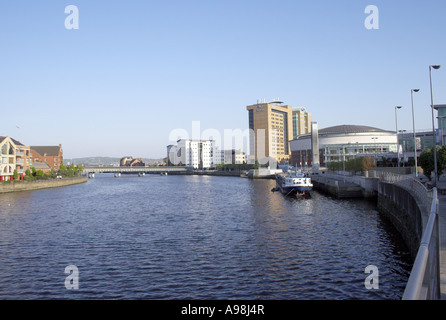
[312,172,429,260]
[377,181,426,259]
[0,176,87,193]
[248,168,282,179]
[311,174,374,198]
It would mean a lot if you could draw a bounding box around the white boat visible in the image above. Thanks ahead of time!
[275,170,313,196]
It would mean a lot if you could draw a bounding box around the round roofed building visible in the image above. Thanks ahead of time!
[290,124,398,168]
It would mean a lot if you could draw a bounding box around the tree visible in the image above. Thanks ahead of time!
[362,156,376,171]
[75,165,84,174]
[327,161,342,172]
[437,146,446,178]
[419,148,434,179]
[13,169,19,180]
[58,164,67,176]
[345,157,362,173]
[331,156,376,174]
[49,169,57,179]
[418,146,446,180]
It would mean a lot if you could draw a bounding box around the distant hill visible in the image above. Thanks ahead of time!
[66,157,164,166]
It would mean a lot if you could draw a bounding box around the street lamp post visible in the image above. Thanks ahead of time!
[395,106,402,169]
[411,89,420,177]
[430,65,441,185]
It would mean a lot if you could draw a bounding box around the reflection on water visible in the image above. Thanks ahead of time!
[0,175,411,299]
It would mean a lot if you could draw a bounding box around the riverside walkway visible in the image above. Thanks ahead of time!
[404,174,446,299]
[433,177,446,299]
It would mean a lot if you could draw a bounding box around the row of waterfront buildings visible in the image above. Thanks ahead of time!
[249,100,446,170]
[166,100,312,169]
[167,140,246,168]
[0,136,63,181]
[167,99,446,170]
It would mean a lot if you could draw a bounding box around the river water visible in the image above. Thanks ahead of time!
[0,174,412,300]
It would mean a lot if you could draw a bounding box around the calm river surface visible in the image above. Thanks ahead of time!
[0,174,412,300]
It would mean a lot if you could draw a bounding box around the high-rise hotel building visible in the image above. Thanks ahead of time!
[292,107,312,139]
[247,100,293,165]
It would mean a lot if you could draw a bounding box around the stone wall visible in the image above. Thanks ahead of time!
[377,182,425,259]
[313,172,429,260]
[0,176,87,193]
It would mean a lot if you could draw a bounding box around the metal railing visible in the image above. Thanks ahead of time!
[402,187,440,300]
[374,171,440,299]
[377,171,434,213]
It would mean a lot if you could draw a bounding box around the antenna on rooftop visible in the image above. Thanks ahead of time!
[269,97,284,105]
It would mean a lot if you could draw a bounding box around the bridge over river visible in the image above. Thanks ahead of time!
[83,166,188,176]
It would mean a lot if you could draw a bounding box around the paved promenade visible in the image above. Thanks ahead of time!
[433,177,446,300]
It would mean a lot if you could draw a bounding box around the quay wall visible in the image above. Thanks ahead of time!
[377,182,425,259]
[0,176,87,194]
[311,175,365,198]
[312,173,427,259]
[311,173,377,198]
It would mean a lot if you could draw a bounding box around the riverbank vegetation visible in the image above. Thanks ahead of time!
[327,156,376,174]
[26,164,84,181]
[1,164,84,184]
[418,146,446,180]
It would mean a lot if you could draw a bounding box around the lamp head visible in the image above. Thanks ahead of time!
[431,65,441,70]
[396,106,402,109]
[412,89,420,93]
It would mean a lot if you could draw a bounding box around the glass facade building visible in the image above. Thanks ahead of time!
[290,125,398,167]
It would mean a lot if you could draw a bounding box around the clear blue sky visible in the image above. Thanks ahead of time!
[1,0,445,159]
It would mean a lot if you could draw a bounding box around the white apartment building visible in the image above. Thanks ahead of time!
[0,136,31,181]
[167,139,219,169]
[220,149,246,164]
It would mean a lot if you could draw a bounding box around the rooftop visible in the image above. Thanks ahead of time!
[319,125,394,135]
[30,145,62,157]
[0,136,25,146]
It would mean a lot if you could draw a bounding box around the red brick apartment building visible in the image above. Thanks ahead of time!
[30,144,64,171]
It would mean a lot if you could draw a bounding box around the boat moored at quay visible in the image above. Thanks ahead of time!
[275,169,313,196]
